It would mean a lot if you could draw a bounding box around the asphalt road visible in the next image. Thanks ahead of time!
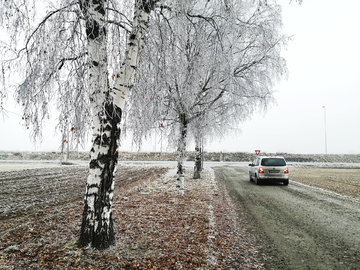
[213,165,360,270]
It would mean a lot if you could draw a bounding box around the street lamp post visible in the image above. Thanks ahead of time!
[322,106,327,154]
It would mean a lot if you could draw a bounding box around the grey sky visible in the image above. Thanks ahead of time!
[1,0,359,154]
[208,0,360,154]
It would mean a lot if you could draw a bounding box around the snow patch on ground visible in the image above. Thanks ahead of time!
[165,167,177,179]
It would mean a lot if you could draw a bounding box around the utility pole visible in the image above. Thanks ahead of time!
[322,106,327,154]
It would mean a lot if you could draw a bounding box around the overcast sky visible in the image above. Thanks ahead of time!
[1,0,359,154]
[209,0,360,154]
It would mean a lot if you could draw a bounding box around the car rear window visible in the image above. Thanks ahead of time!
[261,158,286,166]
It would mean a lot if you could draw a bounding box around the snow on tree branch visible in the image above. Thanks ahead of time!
[124,0,288,187]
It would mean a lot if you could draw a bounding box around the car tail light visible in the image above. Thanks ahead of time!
[259,167,264,174]
[284,167,289,174]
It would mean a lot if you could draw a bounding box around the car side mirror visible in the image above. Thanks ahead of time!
[249,164,253,166]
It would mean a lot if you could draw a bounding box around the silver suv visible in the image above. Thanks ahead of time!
[249,156,289,185]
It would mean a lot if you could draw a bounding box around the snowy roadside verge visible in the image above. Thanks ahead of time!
[1,163,264,269]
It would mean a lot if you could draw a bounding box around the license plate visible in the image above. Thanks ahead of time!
[269,170,280,173]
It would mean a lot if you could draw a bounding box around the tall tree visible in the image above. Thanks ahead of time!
[79,0,159,249]
[125,0,288,189]
[0,0,158,249]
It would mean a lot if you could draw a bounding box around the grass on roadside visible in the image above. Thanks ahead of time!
[290,167,360,199]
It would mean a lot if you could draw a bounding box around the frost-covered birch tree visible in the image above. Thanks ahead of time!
[0,0,159,249]
[125,0,288,190]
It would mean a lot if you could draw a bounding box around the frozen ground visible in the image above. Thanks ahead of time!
[1,158,359,269]
[0,162,263,269]
[0,160,88,172]
[290,167,360,199]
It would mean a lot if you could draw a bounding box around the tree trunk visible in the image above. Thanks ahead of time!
[193,135,202,179]
[78,0,118,249]
[176,113,188,195]
[111,0,157,109]
[79,0,157,249]
[79,103,121,249]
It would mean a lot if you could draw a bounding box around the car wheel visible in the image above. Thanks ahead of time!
[249,174,253,181]
[283,180,289,186]
[255,175,261,185]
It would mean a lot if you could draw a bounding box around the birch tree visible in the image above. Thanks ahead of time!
[125,0,288,189]
[0,0,158,249]
[79,0,160,249]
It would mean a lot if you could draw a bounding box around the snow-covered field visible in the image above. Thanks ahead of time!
[0,160,88,172]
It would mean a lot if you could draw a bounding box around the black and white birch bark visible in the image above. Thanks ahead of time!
[111,0,156,108]
[79,0,157,249]
[176,113,188,195]
[78,0,119,249]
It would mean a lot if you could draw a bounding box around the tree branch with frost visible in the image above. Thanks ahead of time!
[2,0,160,249]
[57,52,88,70]
[105,20,131,32]
[125,0,287,183]
[22,3,80,54]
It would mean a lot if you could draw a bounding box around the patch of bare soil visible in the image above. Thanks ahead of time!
[291,167,360,199]
[0,165,262,269]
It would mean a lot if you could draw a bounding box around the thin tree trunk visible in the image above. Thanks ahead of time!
[111,0,156,109]
[60,129,66,164]
[193,135,202,179]
[66,140,70,162]
[177,113,188,195]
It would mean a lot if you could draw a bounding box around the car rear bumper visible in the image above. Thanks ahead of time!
[257,174,289,180]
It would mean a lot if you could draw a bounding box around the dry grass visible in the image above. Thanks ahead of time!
[290,167,360,199]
